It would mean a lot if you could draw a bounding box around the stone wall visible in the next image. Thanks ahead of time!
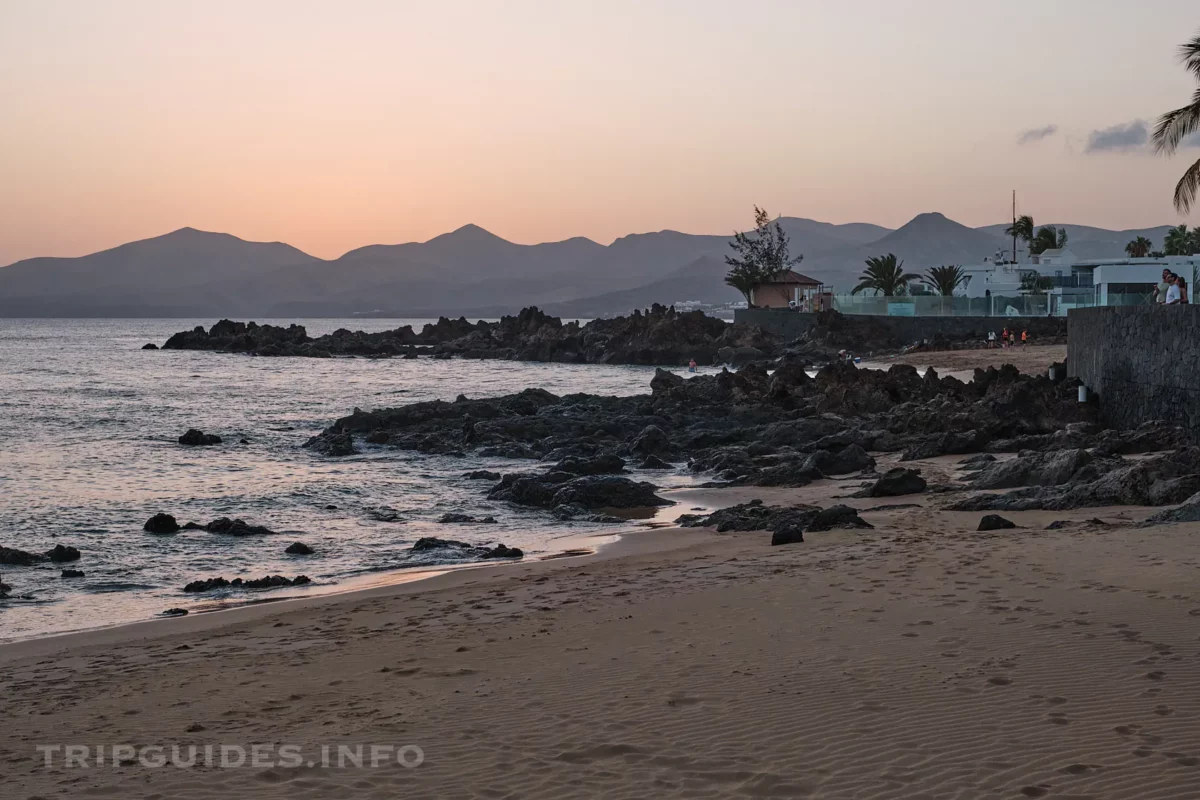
[735,308,1066,344]
[1068,306,1200,435]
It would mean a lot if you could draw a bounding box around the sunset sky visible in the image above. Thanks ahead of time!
[2,0,1200,265]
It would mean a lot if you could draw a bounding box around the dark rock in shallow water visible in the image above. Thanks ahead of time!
[551,504,627,523]
[161,608,189,617]
[639,455,672,470]
[46,544,81,563]
[183,575,311,593]
[550,476,671,510]
[179,428,222,446]
[438,513,497,524]
[285,542,314,555]
[978,514,1017,531]
[0,546,46,566]
[143,513,181,534]
[410,537,523,559]
[464,470,502,481]
[60,569,85,578]
[854,468,927,498]
[303,430,358,457]
[205,518,275,536]
[142,343,158,350]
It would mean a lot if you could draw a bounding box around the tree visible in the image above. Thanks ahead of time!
[1125,236,1153,258]
[1164,224,1195,255]
[1004,214,1035,260]
[922,265,967,296]
[724,206,803,306]
[852,254,918,296]
[1020,271,1054,294]
[1030,225,1068,255]
[1153,31,1200,213]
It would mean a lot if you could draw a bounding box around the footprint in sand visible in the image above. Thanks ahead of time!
[1020,785,1050,797]
[987,676,1011,686]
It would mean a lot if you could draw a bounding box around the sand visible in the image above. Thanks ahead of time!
[3,447,1199,799]
[870,343,1068,375]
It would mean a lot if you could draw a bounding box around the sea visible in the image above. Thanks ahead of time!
[0,319,706,642]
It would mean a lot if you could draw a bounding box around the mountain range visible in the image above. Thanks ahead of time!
[0,215,1177,318]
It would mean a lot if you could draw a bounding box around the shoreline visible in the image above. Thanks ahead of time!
[5,466,1199,798]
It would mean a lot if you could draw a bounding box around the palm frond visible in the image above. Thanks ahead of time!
[1181,32,1200,78]
[1173,157,1200,215]
[1153,87,1200,155]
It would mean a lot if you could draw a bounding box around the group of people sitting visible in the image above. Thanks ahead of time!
[1154,269,1191,305]
[987,328,1028,349]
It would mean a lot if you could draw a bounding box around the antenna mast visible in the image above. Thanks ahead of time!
[1012,190,1017,264]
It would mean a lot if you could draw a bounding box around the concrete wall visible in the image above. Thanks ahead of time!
[735,308,1067,344]
[1068,306,1200,434]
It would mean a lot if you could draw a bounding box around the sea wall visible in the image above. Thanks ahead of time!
[1068,306,1200,436]
[735,308,1067,343]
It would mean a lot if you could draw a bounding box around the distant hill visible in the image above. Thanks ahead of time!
[0,215,1179,317]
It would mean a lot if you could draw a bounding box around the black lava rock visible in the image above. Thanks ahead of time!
[978,514,1018,531]
[143,513,181,534]
[179,429,222,446]
[60,569,85,578]
[46,544,81,563]
[284,542,314,555]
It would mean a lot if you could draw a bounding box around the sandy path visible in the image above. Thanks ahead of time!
[3,466,1198,799]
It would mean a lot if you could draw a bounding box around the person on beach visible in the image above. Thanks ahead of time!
[1153,269,1171,303]
[1179,277,1190,304]
[987,330,996,348]
[688,359,697,373]
[1001,327,1009,348]
[1166,274,1182,305]
[1021,330,1028,348]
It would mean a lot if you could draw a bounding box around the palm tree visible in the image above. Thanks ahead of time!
[922,265,967,296]
[852,254,918,297]
[1164,224,1194,256]
[1153,31,1200,213]
[1004,214,1035,260]
[1030,225,1068,255]
[1125,236,1153,258]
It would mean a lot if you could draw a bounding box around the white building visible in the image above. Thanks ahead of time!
[957,250,1200,306]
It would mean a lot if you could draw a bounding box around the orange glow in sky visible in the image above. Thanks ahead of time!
[2,0,1199,264]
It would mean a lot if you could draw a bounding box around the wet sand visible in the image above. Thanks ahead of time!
[3,449,1199,799]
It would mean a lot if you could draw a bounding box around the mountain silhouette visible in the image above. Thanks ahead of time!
[0,215,1172,317]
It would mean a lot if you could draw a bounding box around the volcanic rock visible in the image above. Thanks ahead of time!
[978,514,1017,531]
[179,429,222,446]
[284,542,314,555]
[143,513,181,534]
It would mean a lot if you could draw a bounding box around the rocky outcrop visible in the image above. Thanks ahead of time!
[284,542,314,555]
[160,306,781,367]
[489,474,669,510]
[179,429,222,446]
[1,546,46,566]
[679,500,871,545]
[144,513,181,534]
[46,545,81,563]
[410,538,523,559]
[204,518,276,536]
[977,514,1017,531]
[437,513,497,524]
[951,448,1200,512]
[61,569,85,578]
[303,430,358,457]
[183,575,312,593]
[854,468,927,498]
[464,470,502,481]
[967,449,1092,490]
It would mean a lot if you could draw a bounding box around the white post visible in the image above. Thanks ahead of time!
[1078,386,1088,403]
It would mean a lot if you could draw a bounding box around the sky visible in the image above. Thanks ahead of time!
[2,0,1200,265]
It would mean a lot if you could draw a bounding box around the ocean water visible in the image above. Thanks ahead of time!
[0,319,703,642]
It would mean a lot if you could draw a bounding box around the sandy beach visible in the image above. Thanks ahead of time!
[874,343,1068,375]
[3,447,1199,799]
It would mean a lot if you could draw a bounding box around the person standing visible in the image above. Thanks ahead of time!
[1179,277,1190,304]
[1166,274,1182,305]
[1153,269,1171,303]
[987,330,996,348]
[1021,330,1028,348]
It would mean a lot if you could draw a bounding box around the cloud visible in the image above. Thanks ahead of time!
[1085,120,1149,153]
[1017,125,1058,145]
[1184,131,1200,149]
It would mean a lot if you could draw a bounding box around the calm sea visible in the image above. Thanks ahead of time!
[0,319,702,641]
